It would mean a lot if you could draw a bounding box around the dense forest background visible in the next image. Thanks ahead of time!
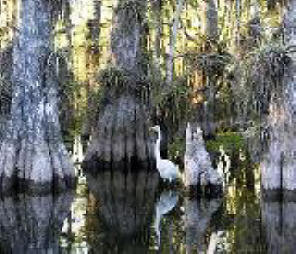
[0,0,295,252]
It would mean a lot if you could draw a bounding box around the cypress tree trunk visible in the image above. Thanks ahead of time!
[184,123,222,195]
[261,0,296,195]
[261,1,296,194]
[0,0,75,193]
[282,0,296,194]
[166,0,185,85]
[83,94,154,170]
[83,0,154,171]
[201,0,218,43]
[200,0,218,137]
[151,0,162,74]
[111,0,146,73]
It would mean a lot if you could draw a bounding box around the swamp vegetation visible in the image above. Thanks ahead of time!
[0,0,295,252]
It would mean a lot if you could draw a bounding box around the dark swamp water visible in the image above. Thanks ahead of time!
[0,135,292,253]
[0,0,296,253]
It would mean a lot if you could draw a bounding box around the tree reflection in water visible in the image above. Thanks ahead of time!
[84,168,226,253]
[184,197,221,253]
[0,192,74,253]
[85,169,159,253]
[262,198,296,254]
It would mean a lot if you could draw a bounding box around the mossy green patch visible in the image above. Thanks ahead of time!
[97,66,149,100]
[206,132,245,153]
[168,137,186,163]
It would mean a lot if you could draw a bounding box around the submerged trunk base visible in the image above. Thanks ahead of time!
[184,123,223,196]
[0,131,76,194]
[0,176,75,195]
[262,189,296,202]
[185,184,223,198]
[0,0,75,194]
[83,94,154,172]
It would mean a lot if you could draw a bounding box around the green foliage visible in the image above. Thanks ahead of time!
[206,132,245,153]
[185,51,232,76]
[168,137,186,163]
[60,80,80,100]
[225,41,291,126]
[152,77,187,106]
[97,66,150,101]
[244,43,289,80]
[152,76,190,128]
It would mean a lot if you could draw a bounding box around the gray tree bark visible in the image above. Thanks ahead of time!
[200,0,218,41]
[200,0,218,137]
[151,0,162,76]
[261,0,296,195]
[111,0,147,74]
[184,123,222,195]
[83,0,154,171]
[0,0,75,193]
[83,94,154,170]
[166,0,186,85]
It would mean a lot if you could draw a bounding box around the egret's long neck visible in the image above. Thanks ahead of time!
[155,131,161,164]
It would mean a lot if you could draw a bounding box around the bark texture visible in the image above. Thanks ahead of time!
[111,0,147,73]
[166,0,185,84]
[0,0,75,193]
[201,0,218,41]
[184,123,222,194]
[201,0,219,137]
[83,0,153,171]
[261,1,296,193]
[86,170,159,252]
[0,192,73,253]
[151,0,162,74]
[83,94,154,170]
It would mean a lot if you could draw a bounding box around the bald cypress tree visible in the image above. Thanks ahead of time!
[0,0,75,193]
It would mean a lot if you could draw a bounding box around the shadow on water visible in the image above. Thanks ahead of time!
[0,191,74,253]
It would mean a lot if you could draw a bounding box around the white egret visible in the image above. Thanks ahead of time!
[150,125,180,182]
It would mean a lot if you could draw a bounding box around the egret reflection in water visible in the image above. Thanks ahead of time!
[154,190,179,248]
[0,0,295,252]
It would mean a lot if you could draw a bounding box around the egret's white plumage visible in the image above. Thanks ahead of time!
[150,126,179,182]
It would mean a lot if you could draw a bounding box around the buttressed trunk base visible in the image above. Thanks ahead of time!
[0,0,75,193]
